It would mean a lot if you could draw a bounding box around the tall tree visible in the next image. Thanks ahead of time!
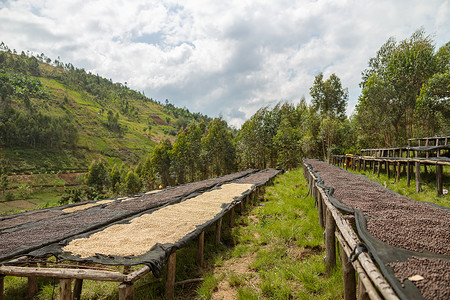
[202,117,236,177]
[356,29,441,146]
[151,138,173,187]
[310,73,348,161]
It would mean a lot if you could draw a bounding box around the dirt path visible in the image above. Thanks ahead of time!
[211,253,260,300]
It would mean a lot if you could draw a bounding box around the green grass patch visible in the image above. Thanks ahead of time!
[348,164,450,207]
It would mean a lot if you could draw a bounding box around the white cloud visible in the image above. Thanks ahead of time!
[0,0,449,127]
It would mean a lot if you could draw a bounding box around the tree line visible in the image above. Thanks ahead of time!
[76,29,449,202]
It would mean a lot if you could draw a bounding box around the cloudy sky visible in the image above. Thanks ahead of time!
[1,0,449,127]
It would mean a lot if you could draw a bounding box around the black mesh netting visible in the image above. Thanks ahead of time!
[1,169,281,278]
[304,159,450,300]
[0,169,259,262]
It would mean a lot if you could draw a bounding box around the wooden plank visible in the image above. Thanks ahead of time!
[165,251,176,300]
[28,276,38,299]
[325,208,336,274]
[73,279,83,300]
[118,282,134,300]
[60,278,72,300]
[215,217,222,247]
[197,232,205,267]
[0,266,125,282]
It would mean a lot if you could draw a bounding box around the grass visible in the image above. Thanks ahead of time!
[195,168,343,299]
[345,163,450,207]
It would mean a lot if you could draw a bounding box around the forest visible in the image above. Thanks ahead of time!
[0,29,449,202]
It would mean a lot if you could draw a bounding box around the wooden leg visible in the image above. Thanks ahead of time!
[59,279,72,300]
[437,164,443,196]
[28,276,38,299]
[197,232,205,267]
[165,252,176,300]
[396,162,400,182]
[317,193,324,228]
[73,279,83,300]
[118,282,134,300]
[415,162,421,192]
[0,275,4,300]
[357,279,370,300]
[377,162,381,177]
[325,209,336,274]
[229,206,235,228]
[406,161,411,186]
[340,243,356,300]
[386,161,390,178]
[215,217,222,247]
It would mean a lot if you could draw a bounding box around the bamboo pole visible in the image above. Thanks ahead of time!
[165,251,176,300]
[124,266,151,283]
[0,266,126,282]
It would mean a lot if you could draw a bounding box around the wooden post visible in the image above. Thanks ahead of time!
[197,232,205,267]
[363,159,366,172]
[437,164,443,197]
[415,161,421,192]
[321,194,327,229]
[406,161,411,186]
[396,162,400,182]
[165,251,176,300]
[118,282,134,300]
[0,275,4,300]
[60,279,73,300]
[245,194,249,206]
[340,242,356,300]
[358,279,370,300]
[215,217,222,247]
[229,206,235,228]
[386,161,390,179]
[377,161,381,177]
[28,276,38,299]
[372,160,375,174]
[325,208,336,274]
[317,193,324,228]
[357,158,361,172]
[73,279,83,300]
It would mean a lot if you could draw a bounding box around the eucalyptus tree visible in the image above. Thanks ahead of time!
[310,73,348,161]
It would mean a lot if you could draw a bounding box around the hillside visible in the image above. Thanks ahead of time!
[0,45,210,173]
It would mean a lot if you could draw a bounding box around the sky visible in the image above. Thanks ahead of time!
[0,0,449,128]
